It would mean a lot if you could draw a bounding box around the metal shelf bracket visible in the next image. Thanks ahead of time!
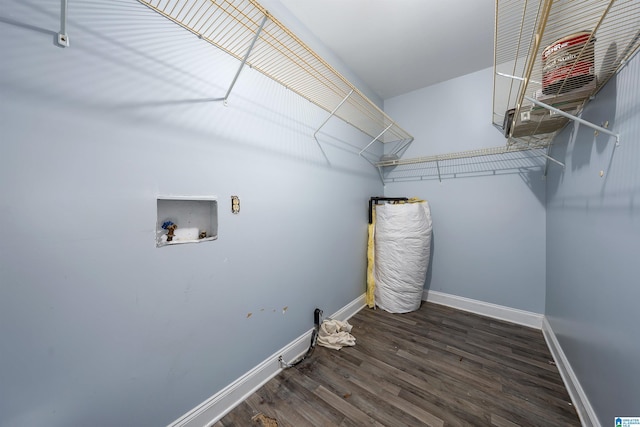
[223,14,268,106]
[358,123,394,185]
[312,89,354,164]
[313,89,353,143]
[538,147,565,169]
[524,96,620,145]
[496,71,540,85]
[359,123,393,157]
[58,0,69,47]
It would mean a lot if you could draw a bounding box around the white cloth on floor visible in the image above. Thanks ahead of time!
[317,319,356,350]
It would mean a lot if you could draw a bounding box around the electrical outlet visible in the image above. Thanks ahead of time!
[231,196,240,214]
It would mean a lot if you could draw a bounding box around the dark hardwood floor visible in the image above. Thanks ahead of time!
[216,302,581,426]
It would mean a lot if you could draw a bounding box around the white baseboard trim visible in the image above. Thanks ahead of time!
[169,294,366,427]
[541,317,600,427]
[422,290,544,329]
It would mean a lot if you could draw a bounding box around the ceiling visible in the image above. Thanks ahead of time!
[278,0,496,100]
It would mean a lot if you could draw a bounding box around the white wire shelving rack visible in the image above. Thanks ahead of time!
[378,142,555,183]
[493,0,640,146]
[135,0,413,164]
[378,0,640,183]
[57,0,638,183]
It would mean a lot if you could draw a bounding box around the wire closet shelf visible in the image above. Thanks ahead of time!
[377,0,639,182]
[137,0,413,153]
[494,0,640,146]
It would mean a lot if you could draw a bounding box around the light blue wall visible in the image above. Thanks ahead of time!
[0,1,381,426]
[545,52,640,424]
[383,67,547,313]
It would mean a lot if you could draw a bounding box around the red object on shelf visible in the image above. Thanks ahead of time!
[542,31,595,95]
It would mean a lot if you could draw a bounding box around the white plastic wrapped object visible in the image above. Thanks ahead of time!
[374,201,432,313]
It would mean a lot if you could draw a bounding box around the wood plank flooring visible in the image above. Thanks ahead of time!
[215,302,580,426]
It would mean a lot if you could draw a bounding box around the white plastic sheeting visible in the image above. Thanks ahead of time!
[374,201,432,313]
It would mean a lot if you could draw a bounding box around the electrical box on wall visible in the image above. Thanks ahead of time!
[156,196,218,247]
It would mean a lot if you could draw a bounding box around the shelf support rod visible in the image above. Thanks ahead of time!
[58,0,69,47]
[359,123,394,185]
[359,152,386,185]
[359,123,394,156]
[536,147,564,169]
[435,159,442,183]
[313,89,353,142]
[496,72,540,85]
[524,96,619,144]
[224,14,268,105]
